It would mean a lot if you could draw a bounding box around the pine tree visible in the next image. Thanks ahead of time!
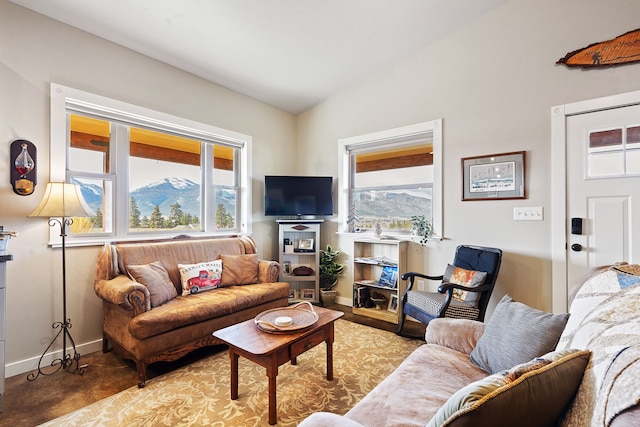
[129,197,141,229]
[93,207,103,228]
[149,205,164,228]
[216,204,234,228]
[169,202,184,227]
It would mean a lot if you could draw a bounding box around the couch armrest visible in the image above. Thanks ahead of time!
[258,260,281,282]
[94,274,151,314]
[425,318,485,355]
[298,412,364,427]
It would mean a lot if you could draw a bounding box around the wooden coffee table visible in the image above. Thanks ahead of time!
[212,306,344,425]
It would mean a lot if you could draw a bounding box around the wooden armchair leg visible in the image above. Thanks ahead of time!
[102,334,110,353]
[136,361,148,388]
[396,312,407,335]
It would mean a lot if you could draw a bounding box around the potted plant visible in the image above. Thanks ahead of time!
[319,244,345,306]
[410,215,433,246]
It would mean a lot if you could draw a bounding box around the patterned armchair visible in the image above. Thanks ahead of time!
[397,245,502,336]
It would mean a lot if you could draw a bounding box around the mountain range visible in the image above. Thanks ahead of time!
[76,177,234,219]
[76,178,430,221]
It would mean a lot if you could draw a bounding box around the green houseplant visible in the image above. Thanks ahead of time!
[410,215,433,246]
[319,245,345,306]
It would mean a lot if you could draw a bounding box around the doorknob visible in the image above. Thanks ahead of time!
[571,243,583,252]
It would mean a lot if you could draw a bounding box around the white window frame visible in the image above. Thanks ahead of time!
[337,119,443,240]
[49,83,252,246]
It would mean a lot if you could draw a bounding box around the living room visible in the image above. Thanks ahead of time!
[1,0,639,424]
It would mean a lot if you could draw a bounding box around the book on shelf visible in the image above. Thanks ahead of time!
[353,255,398,266]
[353,284,371,308]
[378,265,398,288]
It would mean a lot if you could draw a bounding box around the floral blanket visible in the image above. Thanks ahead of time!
[557,264,640,426]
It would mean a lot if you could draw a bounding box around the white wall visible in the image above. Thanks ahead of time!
[296,0,640,314]
[0,0,296,375]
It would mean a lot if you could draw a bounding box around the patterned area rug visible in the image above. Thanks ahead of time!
[40,319,422,427]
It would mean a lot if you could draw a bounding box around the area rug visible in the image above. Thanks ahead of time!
[40,319,422,427]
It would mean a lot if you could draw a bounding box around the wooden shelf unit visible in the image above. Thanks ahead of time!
[352,239,407,324]
[277,220,322,304]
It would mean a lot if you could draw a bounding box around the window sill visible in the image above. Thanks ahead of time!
[337,231,442,242]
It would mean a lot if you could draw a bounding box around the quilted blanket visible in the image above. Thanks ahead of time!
[557,264,640,427]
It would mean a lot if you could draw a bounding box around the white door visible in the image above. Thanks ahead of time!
[566,104,640,289]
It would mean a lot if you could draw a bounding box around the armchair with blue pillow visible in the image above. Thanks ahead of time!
[397,245,502,336]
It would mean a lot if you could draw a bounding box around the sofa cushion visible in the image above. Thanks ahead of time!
[343,344,488,426]
[443,264,487,303]
[470,294,569,374]
[129,281,290,340]
[220,254,259,286]
[178,260,223,296]
[126,261,177,308]
[426,349,590,427]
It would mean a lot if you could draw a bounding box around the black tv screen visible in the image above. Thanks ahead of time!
[264,176,333,217]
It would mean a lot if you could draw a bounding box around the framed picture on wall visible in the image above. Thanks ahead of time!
[462,151,526,201]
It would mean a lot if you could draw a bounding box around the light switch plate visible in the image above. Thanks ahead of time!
[513,207,543,221]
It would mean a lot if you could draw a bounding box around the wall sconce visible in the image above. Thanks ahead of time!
[10,139,37,196]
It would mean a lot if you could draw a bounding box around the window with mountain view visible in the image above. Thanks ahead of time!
[339,120,442,238]
[53,83,250,242]
[351,143,433,231]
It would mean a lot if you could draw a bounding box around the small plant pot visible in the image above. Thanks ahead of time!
[320,289,337,307]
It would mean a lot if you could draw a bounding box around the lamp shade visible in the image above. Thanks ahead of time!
[28,182,95,218]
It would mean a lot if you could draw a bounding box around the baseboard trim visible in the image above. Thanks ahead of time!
[336,295,352,306]
[5,339,103,378]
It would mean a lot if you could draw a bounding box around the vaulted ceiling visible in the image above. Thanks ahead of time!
[10,0,509,114]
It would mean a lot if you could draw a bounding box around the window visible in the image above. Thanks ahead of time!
[587,125,640,177]
[50,83,251,245]
[338,120,442,238]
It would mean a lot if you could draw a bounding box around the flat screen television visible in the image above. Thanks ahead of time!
[264,175,333,217]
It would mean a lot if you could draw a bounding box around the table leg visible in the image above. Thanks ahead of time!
[326,323,335,381]
[267,360,278,425]
[230,350,239,400]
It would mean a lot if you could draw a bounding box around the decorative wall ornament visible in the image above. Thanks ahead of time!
[10,139,37,195]
[557,28,640,68]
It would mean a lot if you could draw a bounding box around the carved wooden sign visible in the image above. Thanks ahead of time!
[557,28,640,68]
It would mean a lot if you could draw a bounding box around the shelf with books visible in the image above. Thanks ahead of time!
[277,220,322,304]
[352,239,407,324]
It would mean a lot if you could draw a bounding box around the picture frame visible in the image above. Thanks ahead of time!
[298,238,314,251]
[462,151,525,201]
[378,265,398,288]
[388,294,399,313]
[301,288,315,300]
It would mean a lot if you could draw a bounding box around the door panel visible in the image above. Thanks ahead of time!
[566,104,640,290]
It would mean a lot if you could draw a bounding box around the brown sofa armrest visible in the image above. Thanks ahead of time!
[94,274,151,313]
[258,260,281,282]
[425,318,485,355]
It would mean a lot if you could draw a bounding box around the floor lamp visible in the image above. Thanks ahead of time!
[27,182,95,380]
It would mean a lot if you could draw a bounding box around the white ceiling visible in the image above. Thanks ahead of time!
[11,0,508,114]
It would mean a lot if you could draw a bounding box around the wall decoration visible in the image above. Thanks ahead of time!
[10,139,37,195]
[462,151,525,201]
[557,28,640,68]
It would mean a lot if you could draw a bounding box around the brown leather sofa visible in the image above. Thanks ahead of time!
[94,236,289,387]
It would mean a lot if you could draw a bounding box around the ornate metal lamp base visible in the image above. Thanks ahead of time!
[26,319,84,381]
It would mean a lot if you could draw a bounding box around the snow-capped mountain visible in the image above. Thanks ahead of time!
[76,177,235,219]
